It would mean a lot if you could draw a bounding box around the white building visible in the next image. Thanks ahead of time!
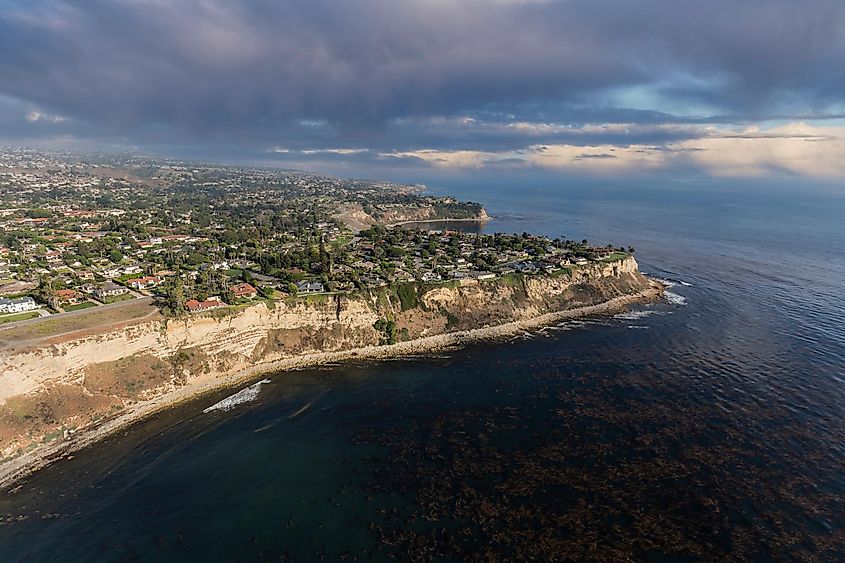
[0,296,37,314]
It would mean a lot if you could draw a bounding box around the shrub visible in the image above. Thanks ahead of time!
[396,283,418,311]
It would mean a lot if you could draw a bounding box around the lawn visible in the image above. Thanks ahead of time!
[601,252,629,262]
[0,311,41,324]
[64,301,99,312]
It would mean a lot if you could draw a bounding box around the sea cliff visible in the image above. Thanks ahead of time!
[0,256,659,487]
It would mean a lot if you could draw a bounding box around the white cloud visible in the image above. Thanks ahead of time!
[382,122,845,177]
[26,111,65,123]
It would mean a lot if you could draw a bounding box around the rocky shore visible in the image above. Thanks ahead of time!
[0,258,660,489]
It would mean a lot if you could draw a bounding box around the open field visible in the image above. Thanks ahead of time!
[64,302,98,312]
[0,297,160,349]
[102,293,137,304]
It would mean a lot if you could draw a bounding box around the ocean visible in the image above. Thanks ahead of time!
[1,180,844,561]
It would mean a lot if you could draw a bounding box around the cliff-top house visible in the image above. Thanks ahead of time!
[230,282,258,299]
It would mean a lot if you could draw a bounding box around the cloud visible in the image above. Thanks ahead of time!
[383,123,845,178]
[0,0,844,179]
[25,111,65,123]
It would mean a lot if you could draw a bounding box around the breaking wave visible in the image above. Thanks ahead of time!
[664,291,687,306]
[653,275,692,288]
[613,310,661,321]
[203,379,271,413]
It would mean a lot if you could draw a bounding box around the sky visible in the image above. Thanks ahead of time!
[1,0,845,184]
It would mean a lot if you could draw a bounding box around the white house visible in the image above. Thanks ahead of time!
[0,296,38,314]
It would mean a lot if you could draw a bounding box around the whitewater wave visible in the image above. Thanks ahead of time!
[653,275,692,288]
[613,310,661,321]
[653,277,677,288]
[203,379,271,413]
[664,291,687,306]
[554,319,588,330]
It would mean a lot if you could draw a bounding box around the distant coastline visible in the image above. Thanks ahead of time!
[387,213,491,228]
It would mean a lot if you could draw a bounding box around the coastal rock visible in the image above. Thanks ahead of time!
[0,257,654,484]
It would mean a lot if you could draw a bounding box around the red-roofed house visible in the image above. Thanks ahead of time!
[185,296,225,312]
[52,289,81,307]
[230,282,258,299]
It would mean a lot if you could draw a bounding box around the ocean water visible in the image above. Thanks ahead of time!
[1,181,844,561]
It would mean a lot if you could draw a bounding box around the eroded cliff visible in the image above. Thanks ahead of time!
[0,256,650,472]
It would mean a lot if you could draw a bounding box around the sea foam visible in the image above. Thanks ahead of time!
[664,291,687,306]
[613,310,661,321]
[203,379,271,413]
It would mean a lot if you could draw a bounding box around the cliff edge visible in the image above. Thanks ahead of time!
[0,256,658,486]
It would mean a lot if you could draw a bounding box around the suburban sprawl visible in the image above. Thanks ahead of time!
[0,148,633,325]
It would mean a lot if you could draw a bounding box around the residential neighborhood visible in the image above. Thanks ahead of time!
[0,148,631,323]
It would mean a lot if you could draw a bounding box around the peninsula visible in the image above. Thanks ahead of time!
[0,149,661,487]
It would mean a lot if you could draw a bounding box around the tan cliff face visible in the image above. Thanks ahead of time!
[0,257,648,466]
[334,202,489,229]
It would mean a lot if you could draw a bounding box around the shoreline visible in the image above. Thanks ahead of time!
[0,280,662,491]
[386,214,490,227]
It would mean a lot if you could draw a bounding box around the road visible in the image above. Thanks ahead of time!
[0,296,155,332]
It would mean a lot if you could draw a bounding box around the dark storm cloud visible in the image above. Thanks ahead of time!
[0,0,843,161]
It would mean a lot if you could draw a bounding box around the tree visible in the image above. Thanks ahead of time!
[34,275,53,305]
[373,318,397,344]
[163,278,186,315]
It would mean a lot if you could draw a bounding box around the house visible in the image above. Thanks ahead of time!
[126,276,161,290]
[185,296,225,312]
[95,281,129,300]
[122,265,142,275]
[53,289,81,306]
[78,283,98,294]
[230,282,258,299]
[418,271,442,282]
[360,275,387,288]
[44,250,63,263]
[296,280,325,294]
[0,296,37,314]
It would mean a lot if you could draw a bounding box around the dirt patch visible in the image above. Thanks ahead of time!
[253,324,378,360]
[0,384,119,456]
[0,299,161,351]
[396,308,449,339]
[84,353,176,400]
[334,203,376,232]
[170,348,211,379]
